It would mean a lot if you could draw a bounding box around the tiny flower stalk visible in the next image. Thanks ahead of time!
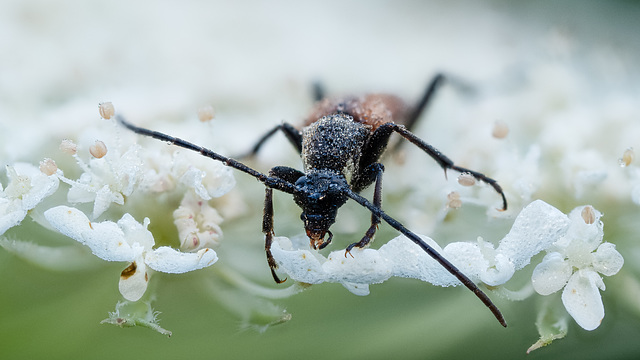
[101,299,172,337]
[527,296,570,354]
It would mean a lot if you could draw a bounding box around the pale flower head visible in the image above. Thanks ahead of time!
[62,139,144,219]
[531,205,624,330]
[0,163,60,235]
[173,190,224,251]
[270,200,574,294]
[171,150,236,200]
[44,206,218,301]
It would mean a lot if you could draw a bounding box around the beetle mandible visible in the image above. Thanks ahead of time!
[116,74,508,327]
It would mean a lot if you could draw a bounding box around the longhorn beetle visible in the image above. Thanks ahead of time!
[116,74,508,327]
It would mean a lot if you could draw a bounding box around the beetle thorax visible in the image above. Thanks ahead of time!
[301,114,370,175]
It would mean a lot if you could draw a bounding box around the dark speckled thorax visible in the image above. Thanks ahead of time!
[301,114,370,175]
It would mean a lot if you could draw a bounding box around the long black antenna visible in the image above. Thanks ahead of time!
[343,188,506,327]
[116,115,296,194]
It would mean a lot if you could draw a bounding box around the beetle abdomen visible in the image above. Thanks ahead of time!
[305,94,409,130]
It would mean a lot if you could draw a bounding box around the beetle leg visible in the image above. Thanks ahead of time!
[263,186,286,283]
[346,163,384,257]
[312,81,326,102]
[239,122,302,158]
[263,166,306,284]
[401,73,445,136]
[382,122,507,211]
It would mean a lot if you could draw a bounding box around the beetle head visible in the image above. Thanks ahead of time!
[293,171,348,249]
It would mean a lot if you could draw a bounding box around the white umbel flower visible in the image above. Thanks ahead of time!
[270,200,573,294]
[44,206,218,301]
[0,163,60,235]
[531,206,623,330]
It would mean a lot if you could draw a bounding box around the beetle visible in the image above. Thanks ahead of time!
[116,74,508,327]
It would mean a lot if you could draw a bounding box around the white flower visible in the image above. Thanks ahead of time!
[270,200,572,295]
[0,163,60,235]
[173,190,224,251]
[531,206,623,330]
[44,205,218,301]
[171,150,236,200]
[62,141,144,218]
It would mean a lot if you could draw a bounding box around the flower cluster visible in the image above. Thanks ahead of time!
[0,163,60,234]
[0,106,244,333]
[0,98,628,350]
[531,206,623,330]
[271,200,623,334]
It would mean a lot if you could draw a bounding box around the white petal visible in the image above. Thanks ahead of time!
[562,206,603,253]
[269,237,392,294]
[117,214,155,250]
[380,235,461,286]
[66,182,96,204]
[561,269,605,331]
[324,246,394,284]
[442,242,515,286]
[84,222,141,262]
[145,246,218,274]
[178,167,211,200]
[173,152,235,199]
[269,237,329,283]
[592,242,624,276]
[92,184,123,218]
[531,252,572,295]
[44,206,137,262]
[0,205,27,235]
[484,253,516,286]
[44,206,94,242]
[497,200,571,270]
[201,164,235,198]
[13,162,60,210]
[271,235,475,289]
[119,258,149,301]
[115,145,144,196]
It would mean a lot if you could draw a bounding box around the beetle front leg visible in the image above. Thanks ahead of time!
[263,186,286,283]
[346,163,384,257]
[263,166,305,284]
